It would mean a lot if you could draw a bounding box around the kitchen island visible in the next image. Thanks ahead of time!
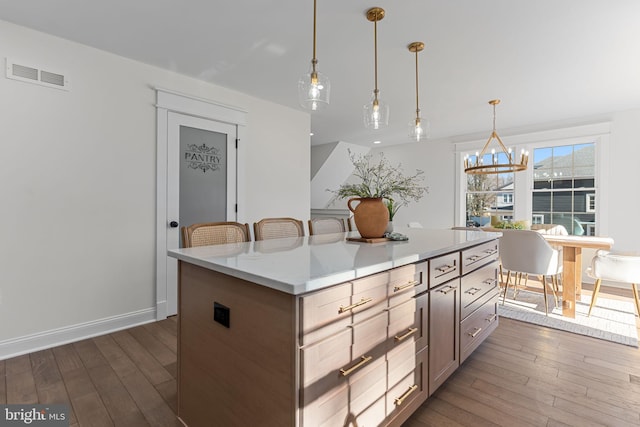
[168,228,500,427]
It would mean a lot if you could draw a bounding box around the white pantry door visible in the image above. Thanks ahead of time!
[156,88,247,319]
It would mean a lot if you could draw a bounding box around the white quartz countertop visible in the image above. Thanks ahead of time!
[168,228,500,295]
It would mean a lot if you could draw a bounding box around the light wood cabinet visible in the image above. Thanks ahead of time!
[459,258,500,363]
[176,236,499,427]
[300,262,428,427]
[428,278,460,394]
[428,240,500,395]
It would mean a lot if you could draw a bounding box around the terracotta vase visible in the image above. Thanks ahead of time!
[347,197,390,239]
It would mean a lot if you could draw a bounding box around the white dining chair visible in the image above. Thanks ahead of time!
[499,229,563,315]
[586,250,640,317]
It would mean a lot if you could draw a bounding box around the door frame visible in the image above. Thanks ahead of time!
[155,87,247,320]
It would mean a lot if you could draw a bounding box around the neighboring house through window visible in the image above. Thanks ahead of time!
[532,143,595,235]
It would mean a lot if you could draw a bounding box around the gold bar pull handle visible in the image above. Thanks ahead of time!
[394,384,418,406]
[394,327,418,342]
[338,297,373,314]
[439,285,457,295]
[435,264,456,275]
[467,254,480,262]
[467,327,483,338]
[483,278,497,286]
[465,287,482,295]
[339,355,373,377]
[484,248,498,255]
[393,280,420,292]
[486,314,497,323]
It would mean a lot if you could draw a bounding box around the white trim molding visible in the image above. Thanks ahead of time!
[155,87,248,320]
[0,308,156,361]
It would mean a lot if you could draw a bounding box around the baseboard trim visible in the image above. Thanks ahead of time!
[0,308,157,360]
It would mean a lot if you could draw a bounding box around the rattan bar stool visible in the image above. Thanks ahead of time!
[253,217,305,241]
[181,221,251,248]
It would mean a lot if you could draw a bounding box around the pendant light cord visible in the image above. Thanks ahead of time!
[492,101,497,133]
[312,0,317,64]
[414,49,419,116]
[373,11,379,99]
[311,0,318,72]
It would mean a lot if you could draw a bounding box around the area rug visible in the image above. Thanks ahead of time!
[497,289,638,347]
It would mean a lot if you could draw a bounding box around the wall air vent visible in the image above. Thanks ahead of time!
[5,58,71,91]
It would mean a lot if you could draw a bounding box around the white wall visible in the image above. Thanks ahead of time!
[607,109,640,252]
[367,140,456,230]
[0,20,309,357]
[311,141,370,209]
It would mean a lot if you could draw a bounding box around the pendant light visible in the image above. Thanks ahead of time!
[363,7,389,129]
[464,99,529,174]
[298,0,330,111]
[408,41,426,141]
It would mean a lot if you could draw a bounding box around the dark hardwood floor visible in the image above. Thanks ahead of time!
[2,283,639,427]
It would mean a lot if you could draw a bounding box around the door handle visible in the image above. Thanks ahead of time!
[169,221,179,228]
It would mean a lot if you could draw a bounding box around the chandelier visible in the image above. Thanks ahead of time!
[464,99,528,174]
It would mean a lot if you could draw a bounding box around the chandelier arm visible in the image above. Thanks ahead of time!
[492,132,512,162]
[477,134,496,159]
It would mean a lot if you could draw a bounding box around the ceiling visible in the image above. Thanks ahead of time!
[2,0,640,147]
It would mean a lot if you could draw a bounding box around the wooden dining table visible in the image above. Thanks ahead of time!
[540,234,614,318]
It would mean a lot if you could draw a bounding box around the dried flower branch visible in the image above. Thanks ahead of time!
[329,150,428,209]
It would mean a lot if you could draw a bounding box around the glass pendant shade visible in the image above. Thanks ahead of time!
[408,116,429,142]
[407,41,426,142]
[363,93,389,130]
[298,65,330,111]
[364,7,388,130]
[298,0,329,112]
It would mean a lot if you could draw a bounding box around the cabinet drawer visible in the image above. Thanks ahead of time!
[461,239,499,275]
[388,293,428,353]
[300,282,352,345]
[353,311,388,357]
[348,358,387,427]
[429,252,460,288]
[300,311,387,406]
[301,356,386,427]
[301,326,386,427]
[352,271,391,324]
[300,327,352,392]
[386,346,428,421]
[388,262,427,307]
[460,294,499,363]
[461,261,498,319]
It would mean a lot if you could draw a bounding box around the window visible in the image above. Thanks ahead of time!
[465,149,514,226]
[532,143,596,235]
[586,193,596,212]
[532,214,545,224]
[458,125,606,236]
